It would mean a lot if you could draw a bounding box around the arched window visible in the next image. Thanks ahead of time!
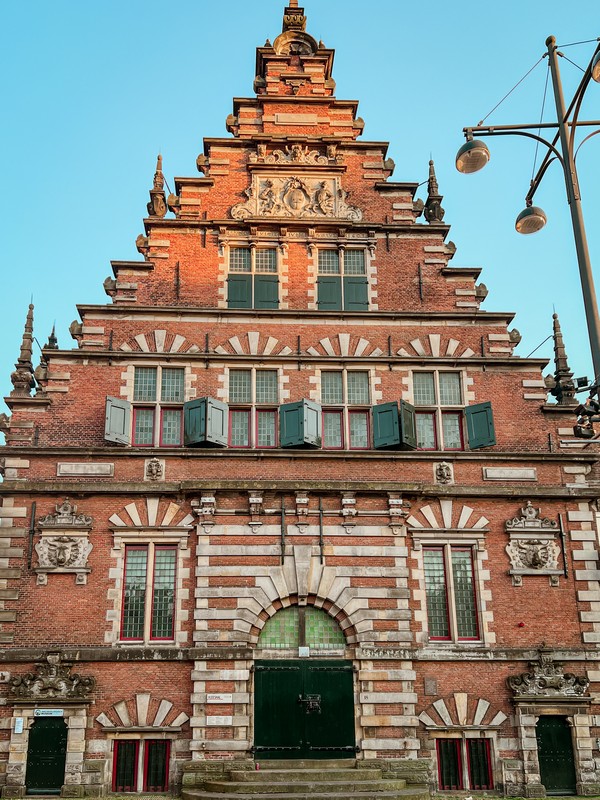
[258,606,345,650]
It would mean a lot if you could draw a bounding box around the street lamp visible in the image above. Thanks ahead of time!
[456,36,600,379]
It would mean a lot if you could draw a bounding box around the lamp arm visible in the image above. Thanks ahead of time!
[568,41,600,159]
[574,128,600,161]
[525,157,558,205]
[473,129,564,165]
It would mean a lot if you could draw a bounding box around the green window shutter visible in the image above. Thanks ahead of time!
[206,397,229,446]
[317,276,342,310]
[227,274,252,308]
[280,400,322,448]
[372,402,400,449]
[399,399,417,450]
[254,275,279,309]
[183,399,206,446]
[343,276,369,311]
[184,398,229,447]
[105,397,131,445]
[465,401,496,449]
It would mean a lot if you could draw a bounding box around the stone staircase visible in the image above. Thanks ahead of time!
[181,759,430,800]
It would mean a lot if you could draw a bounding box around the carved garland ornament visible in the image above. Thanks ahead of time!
[231,175,362,221]
[9,653,95,700]
[507,649,589,698]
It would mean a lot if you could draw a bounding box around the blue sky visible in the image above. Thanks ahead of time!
[1,0,599,402]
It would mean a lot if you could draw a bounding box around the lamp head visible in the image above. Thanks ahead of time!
[455,139,490,174]
[591,50,600,83]
[515,205,547,235]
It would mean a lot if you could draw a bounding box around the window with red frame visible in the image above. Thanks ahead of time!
[436,738,493,791]
[228,369,278,448]
[121,545,177,641]
[132,367,184,447]
[413,371,464,450]
[321,370,370,449]
[423,545,479,641]
[113,739,170,793]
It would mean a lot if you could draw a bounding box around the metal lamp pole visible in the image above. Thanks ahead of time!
[456,36,600,380]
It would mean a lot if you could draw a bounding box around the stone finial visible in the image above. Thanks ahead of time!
[147,154,167,218]
[547,313,576,405]
[423,160,445,224]
[45,324,58,350]
[283,3,306,32]
[10,304,36,397]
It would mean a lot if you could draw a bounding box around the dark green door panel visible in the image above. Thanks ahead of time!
[254,660,355,759]
[537,716,577,795]
[25,717,67,795]
[304,663,355,757]
[254,662,304,757]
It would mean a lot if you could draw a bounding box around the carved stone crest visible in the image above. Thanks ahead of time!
[507,649,589,698]
[9,653,96,700]
[231,175,362,221]
[434,462,454,485]
[505,502,560,586]
[145,457,164,482]
[506,538,560,571]
[36,500,93,585]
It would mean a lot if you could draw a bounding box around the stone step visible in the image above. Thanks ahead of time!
[256,760,357,770]
[228,768,384,783]
[182,790,430,800]
[204,779,408,795]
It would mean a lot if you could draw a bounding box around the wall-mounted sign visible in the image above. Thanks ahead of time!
[206,694,233,704]
[33,708,64,717]
[14,718,24,734]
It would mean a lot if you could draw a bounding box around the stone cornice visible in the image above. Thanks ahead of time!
[0,478,598,498]
[0,645,597,664]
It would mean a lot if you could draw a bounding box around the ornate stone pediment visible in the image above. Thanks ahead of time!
[38,499,92,529]
[231,174,362,221]
[9,653,95,701]
[505,500,557,531]
[507,649,589,698]
[250,143,342,166]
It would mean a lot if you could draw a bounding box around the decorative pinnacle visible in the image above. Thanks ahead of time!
[424,159,445,225]
[45,324,58,350]
[289,0,299,6]
[10,304,36,397]
[147,154,167,218]
[427,159,439,196]
[548,312,577,405]
[152,154,164,191]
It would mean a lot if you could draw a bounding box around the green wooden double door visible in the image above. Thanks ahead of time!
[254,660,355,759]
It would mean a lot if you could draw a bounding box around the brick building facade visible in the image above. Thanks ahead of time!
[1,2,600,797]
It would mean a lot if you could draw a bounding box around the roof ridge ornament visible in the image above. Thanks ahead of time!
[424,159,445,225]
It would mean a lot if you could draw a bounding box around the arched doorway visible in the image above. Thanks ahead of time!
[536,716,577,795]
[253,606,355,759]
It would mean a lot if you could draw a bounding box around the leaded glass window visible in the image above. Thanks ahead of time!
[132,367,184,447]
[121,544,177,642]
[258,606,345,650]
[414,371,465,451]
[423,545,479,642]
[228,369,278,448]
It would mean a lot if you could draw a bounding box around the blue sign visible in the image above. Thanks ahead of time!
[33,708,63,717]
